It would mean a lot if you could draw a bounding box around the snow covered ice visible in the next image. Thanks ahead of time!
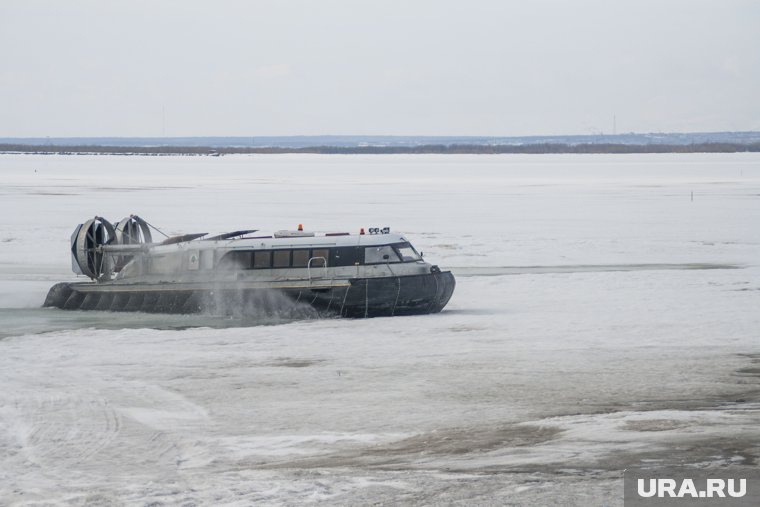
[1,153,759,505]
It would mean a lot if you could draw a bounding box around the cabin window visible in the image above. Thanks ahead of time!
[218,251,252,270]
[331,247,361,267]
[253,251,271,268]
[310,248,329,267]
[220,247,372,269]
[292,249,310,267]
[394,243,421,262]
[272,250,290,268]
[365,245,401,264]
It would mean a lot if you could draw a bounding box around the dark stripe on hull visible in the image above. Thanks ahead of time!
[42,272,455,318]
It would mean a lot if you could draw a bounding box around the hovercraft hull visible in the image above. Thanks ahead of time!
[43,271,455,318]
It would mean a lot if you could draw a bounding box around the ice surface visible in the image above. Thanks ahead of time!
[1,153,759,505]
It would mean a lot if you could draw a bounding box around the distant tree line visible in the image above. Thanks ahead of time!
[1,142,759,156]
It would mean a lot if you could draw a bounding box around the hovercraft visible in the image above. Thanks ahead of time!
[43,216,455,318]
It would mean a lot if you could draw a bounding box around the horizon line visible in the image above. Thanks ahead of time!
[2,129,760,140]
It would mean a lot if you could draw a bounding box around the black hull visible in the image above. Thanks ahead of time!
[43,272,455,318]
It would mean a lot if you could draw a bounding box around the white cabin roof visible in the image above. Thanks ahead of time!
[149,231,411,255]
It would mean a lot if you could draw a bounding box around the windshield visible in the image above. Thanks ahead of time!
[365,245,401,264]
[365,243,421,263]
[394,243,421,261]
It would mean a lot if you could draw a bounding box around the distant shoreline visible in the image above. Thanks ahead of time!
[1,142,759,155]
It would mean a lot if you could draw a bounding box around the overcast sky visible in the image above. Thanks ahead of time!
[1,0,758,137]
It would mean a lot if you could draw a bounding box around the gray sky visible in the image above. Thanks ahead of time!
[1,0,758,137]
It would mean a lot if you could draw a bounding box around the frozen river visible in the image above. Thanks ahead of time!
[1,153,759,505]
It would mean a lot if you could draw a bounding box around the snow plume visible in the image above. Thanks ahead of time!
[202,283,323,322]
